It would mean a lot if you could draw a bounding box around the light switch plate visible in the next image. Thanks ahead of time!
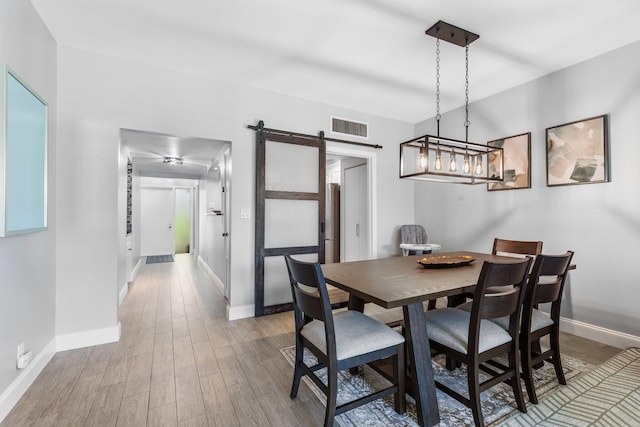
[240,208,250,219]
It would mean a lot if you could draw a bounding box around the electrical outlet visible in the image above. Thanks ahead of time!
[17,343,24,359]
[17,351,32,370]
[16,343,25,370]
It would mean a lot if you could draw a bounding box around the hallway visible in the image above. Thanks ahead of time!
[1,255,322,426]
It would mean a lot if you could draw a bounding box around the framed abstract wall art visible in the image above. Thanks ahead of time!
[487,132,531,191]
[546,115,608,187]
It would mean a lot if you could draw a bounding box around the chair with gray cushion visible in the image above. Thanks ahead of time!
[400,224,430,255]
[424,258,532,427]
[512,251,574,403]
[284,254,406,427]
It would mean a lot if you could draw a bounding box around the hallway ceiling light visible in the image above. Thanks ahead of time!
[163,156,184,166]
[400,21,504,184]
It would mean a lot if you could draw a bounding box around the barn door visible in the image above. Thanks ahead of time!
[254,121,325,316]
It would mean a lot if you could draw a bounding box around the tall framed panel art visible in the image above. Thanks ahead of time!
[1,65,48,236]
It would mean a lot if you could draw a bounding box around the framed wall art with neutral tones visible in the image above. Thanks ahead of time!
[546,115,608,187]
[487,132,531,191]
[0,65,48,237]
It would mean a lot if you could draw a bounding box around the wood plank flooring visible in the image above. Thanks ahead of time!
[1,254,621,426]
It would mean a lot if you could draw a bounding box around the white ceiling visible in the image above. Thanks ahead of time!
[32,0,640,125]
[120,129,227,179]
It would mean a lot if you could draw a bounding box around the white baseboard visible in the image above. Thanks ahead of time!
[0,338,56,423]
[56,322,122,352]
[559,317,640,349]
[118,283,129,306]
[227,304,254,321]
[130,258,142,282]
[197,256,224,295]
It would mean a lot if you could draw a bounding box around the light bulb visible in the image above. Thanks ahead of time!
[463,151,471,174]
[434,146,442,171]
[449,150,457,172]
[475,156,483,175]
[419,146,428,169]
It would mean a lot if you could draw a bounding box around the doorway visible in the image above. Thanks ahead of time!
[325,146,376,262]
[174,188,191,254]
[139,185,195,256]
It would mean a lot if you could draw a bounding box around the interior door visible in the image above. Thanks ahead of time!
[343,163,369,261]
[140,187,175,256]
[254,122,325,316]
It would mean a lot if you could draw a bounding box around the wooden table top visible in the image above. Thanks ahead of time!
[321,251,526,309]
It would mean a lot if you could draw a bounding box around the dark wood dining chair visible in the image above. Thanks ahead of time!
[424,258,532,427]
[449,238,542,309]
[492,238,543,258]
[284,255,406,427]
[491,251,574,404]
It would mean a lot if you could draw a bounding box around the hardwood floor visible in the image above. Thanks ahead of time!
[2,254,621,426]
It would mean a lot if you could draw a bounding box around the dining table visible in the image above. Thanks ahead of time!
[321,251,527,427]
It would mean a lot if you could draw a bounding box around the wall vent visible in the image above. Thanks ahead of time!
[331,117,368,138]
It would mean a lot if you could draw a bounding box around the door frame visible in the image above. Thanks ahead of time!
[326,142,377,260]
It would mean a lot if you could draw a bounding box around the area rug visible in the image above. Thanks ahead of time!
[280,345,591,426]
[146,255,174,264]
[499,347,640,426]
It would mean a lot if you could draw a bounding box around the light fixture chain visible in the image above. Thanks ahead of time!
[464,43,470,142]
[435,34,441,135]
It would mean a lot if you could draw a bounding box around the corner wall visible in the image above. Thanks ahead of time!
[414,41,640,340]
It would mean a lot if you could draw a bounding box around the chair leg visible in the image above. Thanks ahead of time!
[393,344,406,414]
[550,328,566,385]
[290,344,304,399]
[509,346,527,413]
[427,299,437,310]
[468,361,485,427]
[324,367,338,427]
[531,338,544,369]
[520,338,538,404]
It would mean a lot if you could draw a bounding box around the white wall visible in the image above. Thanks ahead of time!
[55,45,416,321]
[414,41,640,338]
[0,0,57,418]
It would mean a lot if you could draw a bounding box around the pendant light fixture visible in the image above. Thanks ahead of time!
[399,21,504,184]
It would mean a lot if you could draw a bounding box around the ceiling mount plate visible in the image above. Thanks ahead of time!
[425,20,479,47]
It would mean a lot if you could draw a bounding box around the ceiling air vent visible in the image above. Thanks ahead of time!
[331,117,368,138]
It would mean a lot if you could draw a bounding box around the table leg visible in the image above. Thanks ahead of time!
[403,303,440,427]
[348,294,365,312]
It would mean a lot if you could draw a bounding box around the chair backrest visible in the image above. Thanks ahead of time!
[468,258,532,346]
[492,238,542,257]
[522,251,574,328]
[284,255,333,323]
[400,224,428,244]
